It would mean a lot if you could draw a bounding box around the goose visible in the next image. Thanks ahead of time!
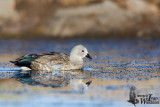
[10,45,92,71]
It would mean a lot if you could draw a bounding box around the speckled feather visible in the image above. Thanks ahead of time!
[31,52,82,71]
[11,52,82,71]
[10,45,91,71]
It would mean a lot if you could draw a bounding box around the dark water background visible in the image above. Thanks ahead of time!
[0,38,160,107]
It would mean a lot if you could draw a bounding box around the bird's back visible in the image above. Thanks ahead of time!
[31,52,70,70]
[10,52,70,70]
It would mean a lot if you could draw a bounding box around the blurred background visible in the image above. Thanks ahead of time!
[1,0,160,38]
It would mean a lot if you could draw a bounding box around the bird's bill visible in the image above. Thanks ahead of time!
[85,54,92,59]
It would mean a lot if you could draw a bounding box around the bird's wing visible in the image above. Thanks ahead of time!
[10,52,69,68]
[34,52,70,65]
[10,53,40,68]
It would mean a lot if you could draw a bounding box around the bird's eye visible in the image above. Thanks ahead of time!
[82,50,84,52]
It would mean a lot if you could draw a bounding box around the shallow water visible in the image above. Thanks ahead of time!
[0,39,160,107]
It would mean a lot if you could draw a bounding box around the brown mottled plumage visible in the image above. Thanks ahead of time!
[10,45,92,71]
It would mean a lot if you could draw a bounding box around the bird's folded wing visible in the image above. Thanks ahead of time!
[34,53,70,65]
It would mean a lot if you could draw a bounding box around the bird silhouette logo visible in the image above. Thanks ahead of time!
[127,86,139,106]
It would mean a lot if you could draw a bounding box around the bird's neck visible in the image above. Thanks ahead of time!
[70,55,83,65]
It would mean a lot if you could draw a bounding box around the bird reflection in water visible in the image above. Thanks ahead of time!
[70,79,92,94]
[16,69,92,94]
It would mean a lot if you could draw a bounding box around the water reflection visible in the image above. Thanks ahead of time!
[14,69,92,94]
[70,79,92,94]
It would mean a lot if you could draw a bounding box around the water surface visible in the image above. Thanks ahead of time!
[0,39,160,107]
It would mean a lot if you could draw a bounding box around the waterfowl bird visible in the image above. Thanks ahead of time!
[10,45,92,71]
